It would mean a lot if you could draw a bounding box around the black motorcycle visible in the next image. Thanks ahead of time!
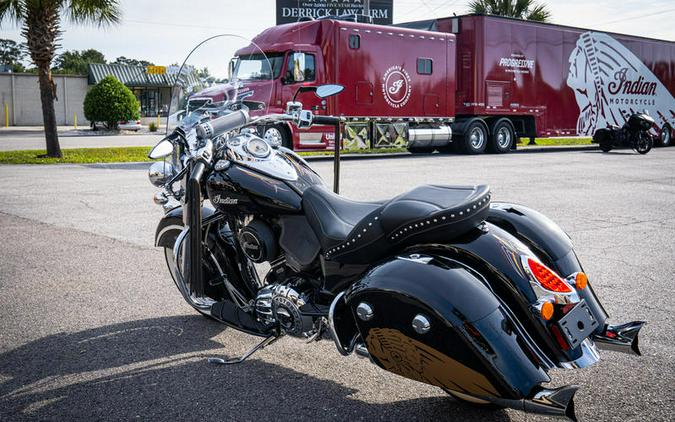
[593,111,655,154]
[147,37,644,421]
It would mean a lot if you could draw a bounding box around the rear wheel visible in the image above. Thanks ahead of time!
[488,120,514,153]
[599,141,613,152]
[658,125,671,147]
[460,121,488,154]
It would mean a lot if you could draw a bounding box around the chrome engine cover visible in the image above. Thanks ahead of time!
[255,284,315,337]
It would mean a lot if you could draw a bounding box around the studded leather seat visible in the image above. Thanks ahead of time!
[302,184,491,264]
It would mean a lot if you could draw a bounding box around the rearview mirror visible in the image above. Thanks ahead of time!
[148,138,174,159]
[316,84,344,99]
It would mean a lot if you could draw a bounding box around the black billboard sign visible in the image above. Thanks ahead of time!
[276,0,393,26]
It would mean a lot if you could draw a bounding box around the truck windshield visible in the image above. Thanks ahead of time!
[233,53,284,81]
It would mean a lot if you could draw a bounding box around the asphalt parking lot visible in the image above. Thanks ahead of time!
[1,148,674,421]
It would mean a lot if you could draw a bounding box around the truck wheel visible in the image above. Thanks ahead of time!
[488,120,514,153]
[658,125,671,147]
[264,125,291,149]
[461,121,488,154]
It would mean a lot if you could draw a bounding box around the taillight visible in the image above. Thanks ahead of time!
[526,258,572,293]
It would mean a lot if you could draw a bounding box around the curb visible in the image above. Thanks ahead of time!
[301,144,598,161]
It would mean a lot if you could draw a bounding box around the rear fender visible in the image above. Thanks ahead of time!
[344,255,550,400]
[487,202,609,331]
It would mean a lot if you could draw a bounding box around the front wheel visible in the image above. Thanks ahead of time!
[264,124,291,149]
[599,141,613,152]
[634,132,653,155]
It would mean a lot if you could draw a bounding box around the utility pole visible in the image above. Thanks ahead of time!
[363,0,370,21]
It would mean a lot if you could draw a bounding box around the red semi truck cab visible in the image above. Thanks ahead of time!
[195,15,675,153]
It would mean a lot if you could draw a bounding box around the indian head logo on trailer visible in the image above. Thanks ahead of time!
[566,31,675,136]
[382,65,412,108]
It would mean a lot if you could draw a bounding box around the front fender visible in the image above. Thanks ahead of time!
[344,256,550,400]
[154,206,215,248]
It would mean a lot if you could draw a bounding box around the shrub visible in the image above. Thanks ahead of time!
[148,121,158,132]
[84,76,140,129]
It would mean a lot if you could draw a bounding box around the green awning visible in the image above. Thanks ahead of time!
[87,63,200,88]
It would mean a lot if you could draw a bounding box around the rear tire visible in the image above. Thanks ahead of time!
[488,120,514,153]
[658,125,671,147]
[460,120,488,154]
[599,141,613,152]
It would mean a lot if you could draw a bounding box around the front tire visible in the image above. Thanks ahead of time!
[634,132,653,155]
[264,124,292,149]
[599,141,613,152]
[460,120,488,154]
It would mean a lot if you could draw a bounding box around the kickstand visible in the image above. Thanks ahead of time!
[207,335,280,365]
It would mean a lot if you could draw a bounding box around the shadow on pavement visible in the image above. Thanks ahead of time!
[0,315,510,421]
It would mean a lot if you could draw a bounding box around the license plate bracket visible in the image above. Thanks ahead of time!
[556,299,598,349]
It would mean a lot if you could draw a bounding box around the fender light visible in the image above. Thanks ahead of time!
[525,258,573,293]
[574,272,588,290]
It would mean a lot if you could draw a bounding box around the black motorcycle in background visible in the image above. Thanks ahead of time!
[146,35,645,421]
[593,111,656,154]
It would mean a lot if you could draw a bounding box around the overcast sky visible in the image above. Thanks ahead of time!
[1,0,674,67]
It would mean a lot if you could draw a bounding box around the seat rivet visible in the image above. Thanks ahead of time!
[459,212,463,215]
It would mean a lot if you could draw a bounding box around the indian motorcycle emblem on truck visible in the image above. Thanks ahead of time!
[382,65,412,108]
[566,31,675,136]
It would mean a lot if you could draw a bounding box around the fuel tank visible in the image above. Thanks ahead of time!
[205,147,325,215]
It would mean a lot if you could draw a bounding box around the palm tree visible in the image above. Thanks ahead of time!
[0,1,121,158]
[467,0,551,22]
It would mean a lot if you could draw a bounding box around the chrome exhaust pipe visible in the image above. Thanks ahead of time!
[592,321,645,356]
[486,385,579,421]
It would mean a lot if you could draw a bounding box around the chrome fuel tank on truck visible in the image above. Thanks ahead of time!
[205,135,325,215]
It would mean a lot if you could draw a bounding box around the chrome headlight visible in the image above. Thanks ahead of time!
[148,161,175,187]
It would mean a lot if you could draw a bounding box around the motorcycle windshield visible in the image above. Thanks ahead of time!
[166,34,274,134]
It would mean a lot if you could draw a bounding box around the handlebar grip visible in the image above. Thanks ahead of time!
[312,115,341,125]
[196,109,250,139]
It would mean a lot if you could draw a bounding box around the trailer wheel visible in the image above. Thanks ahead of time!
[264,125,292,149]
[658,125,671,147]
[460,120,488,154]
[488,120,515,153]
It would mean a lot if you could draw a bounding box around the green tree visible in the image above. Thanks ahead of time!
[0,38,26,72]
[83,75,139,130]
[0,0,121,158]
[112,56,154,67]
[53,48,105,75]
[467,0,551,22]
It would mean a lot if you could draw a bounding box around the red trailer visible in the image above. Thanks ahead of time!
[205,15,675,153]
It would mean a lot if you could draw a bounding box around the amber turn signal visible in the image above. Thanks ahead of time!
[575,272,588,290]
[541,301,554,321]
